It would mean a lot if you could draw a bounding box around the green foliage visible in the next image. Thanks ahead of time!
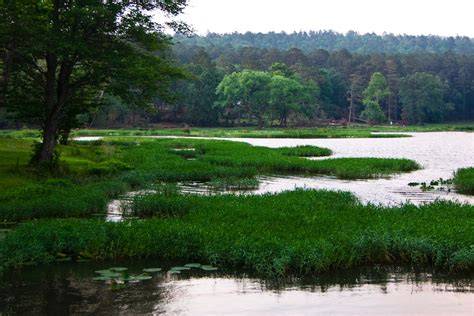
[453,167,474,195]
[1,191,472,275]
[275,146,332,157]
[399,73,452,124]
[363,72,389,105]
[216,70,273,127]
[1,0,189,163]
[87,160,133,176]
[360,100,386,124]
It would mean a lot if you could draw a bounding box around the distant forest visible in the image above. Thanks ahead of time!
[174,31,474,55]
[2,31,474,128]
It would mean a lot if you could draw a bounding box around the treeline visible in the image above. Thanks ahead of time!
[2,33,474,129]
[174,31,474,55]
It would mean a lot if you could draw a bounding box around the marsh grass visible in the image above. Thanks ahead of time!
[453,167,474,195]
[0,137,419,220]
[1,190,472,275]
[276,145,332,157]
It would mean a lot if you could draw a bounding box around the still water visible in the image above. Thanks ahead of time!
[170,132,474,205]
[1,262,472,315]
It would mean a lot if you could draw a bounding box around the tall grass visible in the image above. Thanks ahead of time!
[1,190,472,275]
[0,137,419,220]
[453,167,474,195]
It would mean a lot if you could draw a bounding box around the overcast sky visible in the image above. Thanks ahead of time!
[178,0,474,37]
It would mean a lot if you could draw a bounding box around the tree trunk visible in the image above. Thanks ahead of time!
[38,116,59,164]
[257,114,264,129]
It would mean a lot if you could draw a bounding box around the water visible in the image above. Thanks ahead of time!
[1,262,472,315]
[155,132,474,205]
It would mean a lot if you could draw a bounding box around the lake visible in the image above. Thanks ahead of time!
[1,262,472,315]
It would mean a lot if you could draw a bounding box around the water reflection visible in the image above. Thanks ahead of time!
[1,263,472,315]
[168,132,474,205]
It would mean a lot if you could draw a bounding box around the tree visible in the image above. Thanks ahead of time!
[363,72,389,105]
[386,59,399,122]
[269,74,314,126]
[360,100,386,124]
[360,72,388,124]
[399,73,451,124]
[347,72,364,124]
[1,0,189,165]
[216,70,272,128]
[179,50,223,126]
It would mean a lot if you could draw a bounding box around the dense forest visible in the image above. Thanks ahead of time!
[2,31,474,129]
[174,31,474,55]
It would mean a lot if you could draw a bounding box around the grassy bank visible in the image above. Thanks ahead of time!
[1,190,472,275]
[0,137,419,221]
[454,167,474,195]
[1,122,473,140]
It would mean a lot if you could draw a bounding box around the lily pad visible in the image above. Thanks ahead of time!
[131,274,153,281]
[170,266,190,271]
[109,267,128,272]
[168,270,181,274]
[201,265,218,271]
[95,270,121,278]
[184,263,202,268]
[143,268,162,273]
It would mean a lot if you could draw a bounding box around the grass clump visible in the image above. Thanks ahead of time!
[276,145,332,157]
[1,190,472,275]
[453,167,474,195]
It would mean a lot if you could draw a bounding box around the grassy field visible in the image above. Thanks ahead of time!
[1,190,472,275]
[453,167,474,195]
[0,122,472,140]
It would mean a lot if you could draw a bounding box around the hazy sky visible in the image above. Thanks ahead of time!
[179,0,474,37]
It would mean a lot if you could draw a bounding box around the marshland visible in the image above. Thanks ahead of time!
[1,0,474,314]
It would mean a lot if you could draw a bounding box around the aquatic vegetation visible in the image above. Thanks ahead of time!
[1,190,472,276]
[453,167,474,195]
[275,146,332,157]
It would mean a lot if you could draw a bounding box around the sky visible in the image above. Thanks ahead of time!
[177,0,474,37]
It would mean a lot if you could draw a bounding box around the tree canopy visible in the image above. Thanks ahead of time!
[1,0,189,164]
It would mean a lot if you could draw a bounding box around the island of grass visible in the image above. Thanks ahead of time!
[1,190,473,275]
[0,137,419,221]
[453,167,474,195]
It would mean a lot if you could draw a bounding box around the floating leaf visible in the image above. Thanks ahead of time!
[109,267,128,272]
[170,266,190,271]
[56,252,68,258]
[95,270,121,278]
[184,263,202,268]
[131,275,153,281]
[168,270,181,274]
[201,265,218,271]
[143,268,162,273]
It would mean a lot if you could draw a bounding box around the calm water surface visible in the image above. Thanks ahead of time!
[165,132,474,205]
[1,262,472,315]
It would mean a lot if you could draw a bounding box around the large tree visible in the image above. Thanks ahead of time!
[1,0,189,164]
[215,70,272,128]
[399,72,451,124]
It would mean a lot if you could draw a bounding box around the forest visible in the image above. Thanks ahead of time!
[2,31,474,130]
